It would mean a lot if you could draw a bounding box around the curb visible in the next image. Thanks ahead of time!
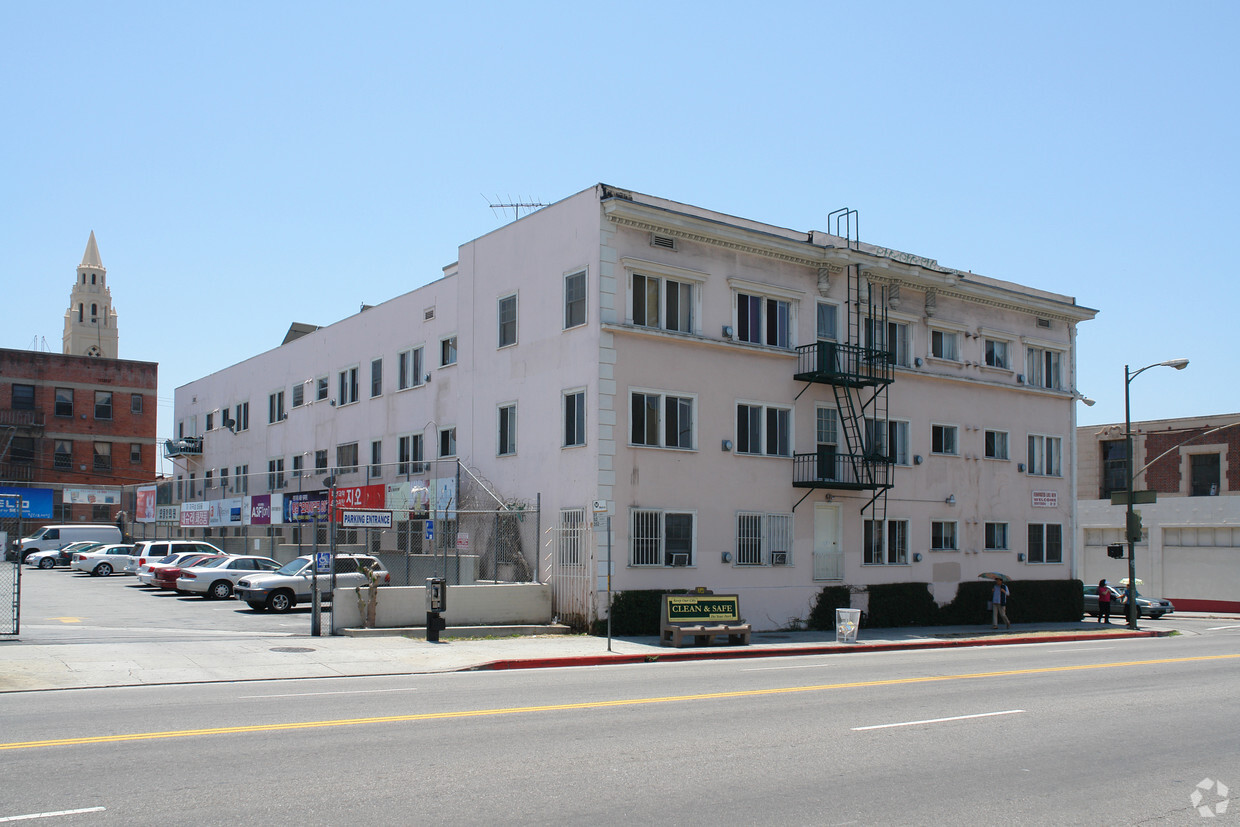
[470,629,1166,671]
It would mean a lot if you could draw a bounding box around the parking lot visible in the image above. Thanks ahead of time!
[14,563,325,645]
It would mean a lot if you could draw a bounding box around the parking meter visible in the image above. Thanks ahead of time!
[426,577,447,642]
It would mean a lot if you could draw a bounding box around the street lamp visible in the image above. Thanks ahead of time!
[1123,358,1189,629]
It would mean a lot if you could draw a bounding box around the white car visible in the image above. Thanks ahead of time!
[136,549,224,585]
[26,541,101,569]
[71,544,138,577]
[235,554,390,612]
[175,555,281,599]
[131,540,225,581]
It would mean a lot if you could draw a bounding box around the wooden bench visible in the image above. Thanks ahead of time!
[660,593,751,648]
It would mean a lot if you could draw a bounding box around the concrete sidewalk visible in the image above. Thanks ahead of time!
[0,618,1191,693]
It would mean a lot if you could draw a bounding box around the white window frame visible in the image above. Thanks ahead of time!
[370,440,382,478]
[931,423,959,456]
[497,402,517,457]
[1024,340,1065,390]
[398,433,425,475]
[558,507,586,567]
[630,507,696,567]
[292,383,305,408]
[735,512,792,566]
[888,419,910,466]
[398,346,425,391]
[337,366,359,406]
[267,457,285,491]
[233,401,249,432]
[315,376,329,402]
[730,277,800,349]
[440,335,458,367]
[929,326,961,362]
[564,269,587,330]
[563,388,586,448]
[498,293,518,348]
[335,442,359,475]
[630,388,695,450]
[981,330,1014,371]
[816,300,840,342]
[985,429,1010,461]
[268,389,285,424]
[985,522,1009,551]
[863,519,909,565]
[1027,434,1062,477]
[1027,522,1063,564]
[622,257,706,335]
[865,314,914,367]
[439,427,457,458]
[931,520,959,551]
[735,402,792,457]
[370,358,383,398]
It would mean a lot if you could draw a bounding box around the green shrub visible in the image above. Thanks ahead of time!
[591,589,689,636]
[865,582,937,627]
[807,586,852,630]
[938,579,1084,625]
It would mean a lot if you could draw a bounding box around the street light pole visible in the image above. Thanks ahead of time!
[1123,358,1189,630]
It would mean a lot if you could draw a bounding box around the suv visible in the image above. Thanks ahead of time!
[235,554,389,613]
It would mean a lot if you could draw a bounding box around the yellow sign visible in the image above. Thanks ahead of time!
[666,595,740,623]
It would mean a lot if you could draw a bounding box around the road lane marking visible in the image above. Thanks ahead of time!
[3,653,1236,752]
[852,709,1025,730]
[0,807,106,822]
[238,687,420,699]
[1206,625,1240,631]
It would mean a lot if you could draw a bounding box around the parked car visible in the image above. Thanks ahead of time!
[137,549,224,585]
[1083,584,1175,619]
[8,524,123,563]
[128,540,225,577]
[235,554,390,612]
[152,554,224,591]
[26,541,101,569]
[70,544,138,577]
[176,555,281,599]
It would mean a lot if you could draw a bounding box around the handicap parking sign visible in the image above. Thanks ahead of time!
[425,519,434,540]
[315,551,331,573]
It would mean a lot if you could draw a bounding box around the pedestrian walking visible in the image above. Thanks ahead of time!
[990,577,1010,629]
[1097,579,1113,624]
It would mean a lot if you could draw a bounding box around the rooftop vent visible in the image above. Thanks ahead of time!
[424,307,436,321]
[650,233,678,251]
[1036,317,1052,329]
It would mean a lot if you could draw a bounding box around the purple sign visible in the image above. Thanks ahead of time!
[249,494,272,525]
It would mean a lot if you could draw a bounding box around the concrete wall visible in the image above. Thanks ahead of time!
[330,582,553,629]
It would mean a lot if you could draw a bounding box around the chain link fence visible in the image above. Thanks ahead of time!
[0,497,24,636]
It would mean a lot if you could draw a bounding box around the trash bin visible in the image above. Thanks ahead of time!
[836,608,861,644]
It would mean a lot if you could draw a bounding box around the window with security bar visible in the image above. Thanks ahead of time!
[631,508,694,567]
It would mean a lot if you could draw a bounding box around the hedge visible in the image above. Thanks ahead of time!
[811,579,1086,628]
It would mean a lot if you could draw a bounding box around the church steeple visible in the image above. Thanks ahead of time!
[63,232,119,359]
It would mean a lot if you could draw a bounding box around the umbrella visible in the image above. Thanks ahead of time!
[1119,578,1143,586]
[978,571,1011,582]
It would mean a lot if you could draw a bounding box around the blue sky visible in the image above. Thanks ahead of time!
[3,1,1236,474]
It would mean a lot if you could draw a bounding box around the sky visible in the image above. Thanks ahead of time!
[3,1,1237,475]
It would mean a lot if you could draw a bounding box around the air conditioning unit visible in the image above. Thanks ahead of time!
[669,552,690,567]
[771,552,788,566]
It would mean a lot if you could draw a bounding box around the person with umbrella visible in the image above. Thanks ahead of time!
[980,572,1010,630]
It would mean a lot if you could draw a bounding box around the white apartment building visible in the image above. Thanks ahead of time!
[170,184,1097,630]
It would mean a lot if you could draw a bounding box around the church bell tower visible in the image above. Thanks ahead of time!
[62,231,119,358]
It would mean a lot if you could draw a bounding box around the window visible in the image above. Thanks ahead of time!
[9,436,34,465]
[234,401,249,432]
[1027,435,1062,476]
[220,467,229,491]
[338,367,359,406]
[441,336,457,367]
[440,427,457,458]
[12,384,35,410]
[128,394,141,414]
[292,454,304,478]
[498,403,517,456]
[95,391,113,420]
[631,508,695,566]
[398,434,424,475]
[1100,440,1128,499]
[130,443,142,464]
[205,469,213,489]
[292,383,305,408]
[736,404,791,457]
[54,388,73,417]
[559,508,586,566]
[736,292,790,348]
[985,522,1009,551]
[336,442,359,474]
[268,458,285,491]
[564,390,586,448]
[235,465,248,495]
[631,391,694,449]
[315,450,328,473]
[398,347,425,390]
[735,512,792,566]
[1190,453,1221,497]
[984,339,1010,369]
[316,376,329,402]
[370,440,383,478]
[632,272,694,333]
[498,294,518,347]
[54,440,72,470]
[816,407,839,480]
[1027,523,1063,564]
[931,521,958,550]
[985,430,1009,460]
[930,329,959,361]
[268,390,285,423]
[370,358,383,398]
[864,519,908,565]
[864,418,908,465]
[1025,346,1063,390]
[564,270,587,329]
[206,411,214,432]
[816,301,838,341]
[931,424,958,456]
[866,319,911,366]
[93,441,112,471]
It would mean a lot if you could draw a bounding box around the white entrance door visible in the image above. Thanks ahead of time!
[813,503,842,580]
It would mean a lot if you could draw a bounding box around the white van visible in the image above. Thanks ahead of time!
[12,524,124,563]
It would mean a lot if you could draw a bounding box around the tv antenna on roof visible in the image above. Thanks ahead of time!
[485,194,548,222]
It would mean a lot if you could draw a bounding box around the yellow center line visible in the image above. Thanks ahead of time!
[3,653,1236,752]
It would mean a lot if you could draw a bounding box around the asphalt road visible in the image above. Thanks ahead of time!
[2,626,1239,824]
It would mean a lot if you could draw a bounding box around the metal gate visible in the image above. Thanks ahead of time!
[548,508,595,632]
[0,501,23,636]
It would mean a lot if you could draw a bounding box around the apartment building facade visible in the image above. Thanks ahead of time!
[170,184,1096,628]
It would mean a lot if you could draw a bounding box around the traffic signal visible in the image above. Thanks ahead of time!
[1126,511,1143,543]
[1107,543,1125,559]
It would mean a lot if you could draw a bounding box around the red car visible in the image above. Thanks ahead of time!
[152,554,224,592]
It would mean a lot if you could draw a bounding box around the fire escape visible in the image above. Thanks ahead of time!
[793,209,894,523]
